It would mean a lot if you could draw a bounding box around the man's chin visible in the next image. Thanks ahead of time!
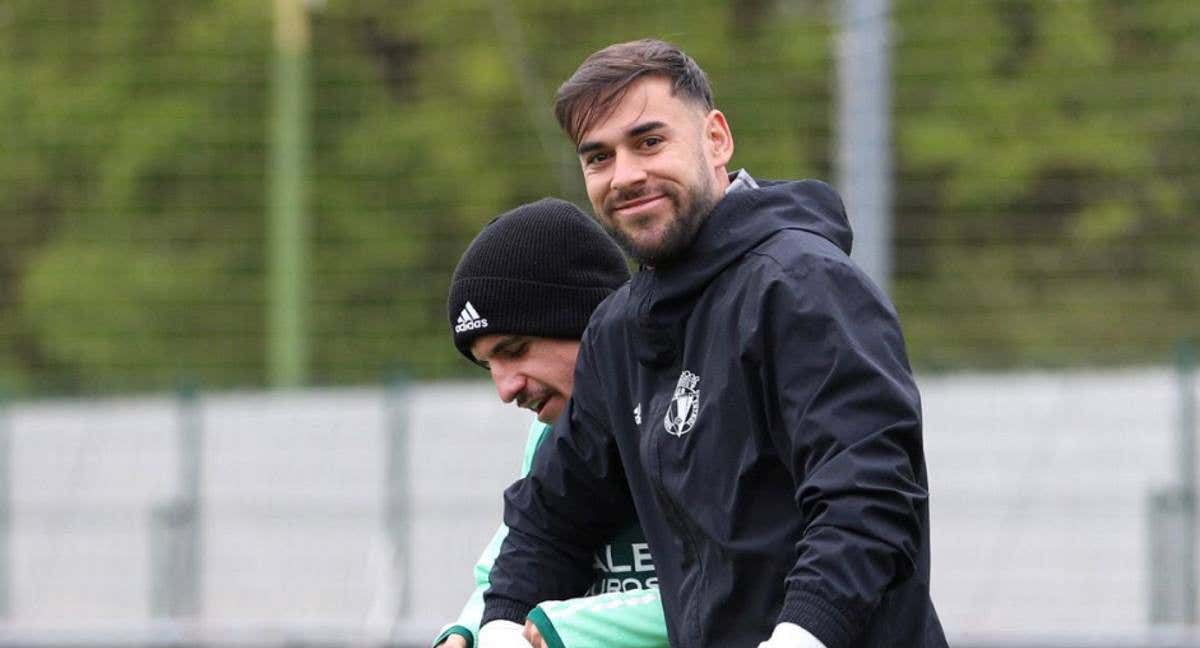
[536,399,564,424]
[608,226,671,263]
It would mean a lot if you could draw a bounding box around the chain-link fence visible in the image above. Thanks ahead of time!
[2,0,1197,396]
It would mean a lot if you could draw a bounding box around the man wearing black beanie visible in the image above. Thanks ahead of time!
[447,196,629,417]
[434,198,668,648]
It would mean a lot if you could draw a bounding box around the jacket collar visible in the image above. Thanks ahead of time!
[627,178,852,367]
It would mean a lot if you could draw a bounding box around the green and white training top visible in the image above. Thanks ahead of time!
[432,420,667,648]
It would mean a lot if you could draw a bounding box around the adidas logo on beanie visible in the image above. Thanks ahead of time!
[454,301,489,333]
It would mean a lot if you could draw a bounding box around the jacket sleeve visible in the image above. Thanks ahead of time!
[526,588,668,648]
[761,251,929,648]
[481,330,637,627]
[431,423,552,647]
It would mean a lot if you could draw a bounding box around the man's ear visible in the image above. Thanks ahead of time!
[703,109,734,169]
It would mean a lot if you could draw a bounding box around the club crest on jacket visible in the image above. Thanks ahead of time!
[664,370,700,437]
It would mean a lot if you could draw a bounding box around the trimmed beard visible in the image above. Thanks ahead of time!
[601,170,719,267]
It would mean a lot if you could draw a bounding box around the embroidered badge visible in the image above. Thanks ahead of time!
[664,370,700,437]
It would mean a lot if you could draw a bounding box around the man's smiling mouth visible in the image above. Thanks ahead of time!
[613,194,666,214]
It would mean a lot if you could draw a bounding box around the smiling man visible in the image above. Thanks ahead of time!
[478,40,947,648]
[574,101,721,266]
[436,197,668,648]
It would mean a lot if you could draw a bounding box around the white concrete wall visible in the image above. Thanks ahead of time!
[1,368,1193,639]
[922,369,1179,637]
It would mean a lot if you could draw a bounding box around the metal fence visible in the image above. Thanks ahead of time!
[0,368,1197,643]
[2,0,1198,395]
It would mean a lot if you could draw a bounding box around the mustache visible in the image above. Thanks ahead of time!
[517,388,552,409]
[604,184,673,211]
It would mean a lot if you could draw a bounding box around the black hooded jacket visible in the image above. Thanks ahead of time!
[481,180,947,648]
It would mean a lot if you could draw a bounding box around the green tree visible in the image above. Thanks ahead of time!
[893,0,1200,368]
[4,0,1195,395]
[3,1,271,392]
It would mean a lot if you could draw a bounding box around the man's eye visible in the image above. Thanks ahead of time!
[496,342,528,360]
[586,152,610,165]
[641,136,663,148]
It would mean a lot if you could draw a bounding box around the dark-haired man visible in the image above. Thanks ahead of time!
[478,40,947,648]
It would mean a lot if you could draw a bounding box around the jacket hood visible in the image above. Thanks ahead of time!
[628,179,852,367]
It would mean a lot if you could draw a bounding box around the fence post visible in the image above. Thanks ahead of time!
[1179,339,1198,623]
[1150,488,1193,624]
[267,0,312,389]
[1149,340,1198,624]
[384,372,412,618]
[0,388,10,618]
[837,0,894,295]
[149,384,203,618]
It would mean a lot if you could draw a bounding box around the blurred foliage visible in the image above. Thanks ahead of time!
[0,0,1196,395]
[892,0,1200,368]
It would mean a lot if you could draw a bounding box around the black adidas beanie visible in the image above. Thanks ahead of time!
[448,198,630,364]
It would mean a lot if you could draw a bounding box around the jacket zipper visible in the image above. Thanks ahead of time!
[648,380,706,647]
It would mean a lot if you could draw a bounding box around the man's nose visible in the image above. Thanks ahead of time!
[610,150,647,194]
[490,362,525,404]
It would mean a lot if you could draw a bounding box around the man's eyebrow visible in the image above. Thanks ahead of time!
[577,140,604,156]
[476,335,524,362]
[576,120,668,155]
[628,120,667,138]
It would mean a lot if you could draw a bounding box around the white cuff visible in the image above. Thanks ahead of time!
[757,622,827,648]
[478,620,532,648]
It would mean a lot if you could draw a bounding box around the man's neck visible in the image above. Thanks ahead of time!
[714,167,732,194]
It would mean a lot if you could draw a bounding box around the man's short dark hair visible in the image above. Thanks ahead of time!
[554,39,714,146]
